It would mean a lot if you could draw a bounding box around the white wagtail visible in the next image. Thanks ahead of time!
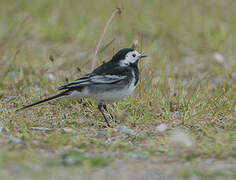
[17,48,147,127]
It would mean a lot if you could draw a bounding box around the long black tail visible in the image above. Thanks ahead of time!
[16,91,70,111]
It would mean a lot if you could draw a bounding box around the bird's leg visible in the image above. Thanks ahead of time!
[98,104,111,127]
[102,105,118,123]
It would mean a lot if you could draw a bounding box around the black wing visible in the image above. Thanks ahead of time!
[57,74,127,90]
[57,60,130,90]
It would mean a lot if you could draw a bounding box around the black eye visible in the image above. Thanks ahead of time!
[132,54,136,57]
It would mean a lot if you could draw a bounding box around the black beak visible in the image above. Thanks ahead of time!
[139,54,148,59]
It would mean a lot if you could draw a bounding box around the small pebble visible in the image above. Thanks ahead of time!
[205,159,215,165]
[139,170,167,180]
[124,153,148,160]
[35,88,41,92]
[213,52,225,64]
[63,127,76,133]
[47,73,56,81]
[96,129,109,138]
[8,136,23,144]
[155,123,167,132]
[169,129,194,147]
[117,126,135,136]
[32,140,40,145]
[31,127,52,131]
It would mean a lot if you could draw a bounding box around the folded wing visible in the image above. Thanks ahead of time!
[57,74,127,90]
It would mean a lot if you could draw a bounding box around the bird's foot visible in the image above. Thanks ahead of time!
[112,118,120,124]
[102,124,113,129]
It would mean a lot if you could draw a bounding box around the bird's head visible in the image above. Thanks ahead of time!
[112,48,147,67]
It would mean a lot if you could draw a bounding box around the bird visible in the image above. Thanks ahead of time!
[17,48,148,127]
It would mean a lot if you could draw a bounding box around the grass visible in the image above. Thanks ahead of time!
[0,0,235,179]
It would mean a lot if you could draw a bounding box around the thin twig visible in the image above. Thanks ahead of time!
[91,8,122,71]
[98,38,116,54]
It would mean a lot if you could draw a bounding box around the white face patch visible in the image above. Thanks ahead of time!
[119,50,141,67]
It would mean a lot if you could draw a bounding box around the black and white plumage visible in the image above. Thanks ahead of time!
[17,48,147,127]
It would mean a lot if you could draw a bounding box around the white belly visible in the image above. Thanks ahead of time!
[68,79,136,104]
[92,83,136,103]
